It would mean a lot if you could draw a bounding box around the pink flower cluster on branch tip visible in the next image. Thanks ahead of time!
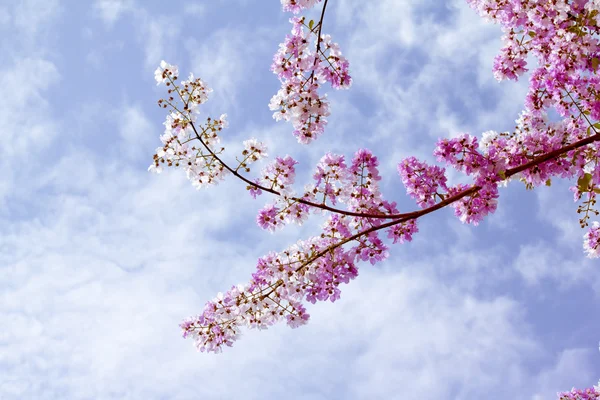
[149,62,232,188]
[398,157,448,208]
[269,7,352,143]
[465,0,600,248]
[149,0,600,356]
[281,0,322,14]
[312,152,351,205]
[237,138,268,173]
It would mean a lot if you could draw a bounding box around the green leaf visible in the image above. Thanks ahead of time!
[594,122,600,129]
[545,179,552,187]
[498,170,506,180]
[309,19,314,30]
[592,57,599,73]
[578,173,593,192]
[528,31,536,38]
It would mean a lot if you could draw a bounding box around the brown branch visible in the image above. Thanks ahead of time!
[258,132,600,299]
[306,0,329,86]
[315,0,329,54]
[191,115,600,221]
[189,122,397,218]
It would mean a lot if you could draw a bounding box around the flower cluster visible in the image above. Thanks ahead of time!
[180,235,337,352]
[557,381,600,399]
[179,142,413,352]
[465,0,600,246]
[280,0,322,14]
[269,15,351,143]
[584,221,600,258]
[346,149,384,214]
[434,134,503,225]
[260,155,298,194]
[255,156,313,231]
[391,0,600,232]
[150,62,274,190]
[150,62,234,187]
[236,138,268,173]
[150,0,600,356]
[387,220,419,244]
[181,199,404,352]
[311,152,351,205]
[398,157,448,208]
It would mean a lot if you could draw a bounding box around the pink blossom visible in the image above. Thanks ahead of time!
[584,221,600,258]
[153,0,600,356]
[398,157,448,208]
[280,0,322,14]
[269,15,351,142]
[257,204,281,232]
[557,382,600,399]
[260,155,299,193]
[154,60,178,85]
[387,220,419,244]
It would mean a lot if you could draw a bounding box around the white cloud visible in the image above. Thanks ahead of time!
[85,39,125,69]
[0,57,60,209]
[92,0,182,70]
[329,0,529,169]
[0,0,62,208]
[530,348,597,399]
[513,241,598,288]
[93,0,134,26]
[0,58,60,153]
[2,128,591,397]
[0,6,10,26]
[535,182,583,247]
[118,105,155,160]
[136,12,182,69]
[12,0,60,40]
[2,0,598,398]
[308,268,538,399]
[185,26,273,111]
[183,4,205,18]
[0,182,566,399]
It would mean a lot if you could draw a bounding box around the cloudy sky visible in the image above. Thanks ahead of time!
[1,0,599,399]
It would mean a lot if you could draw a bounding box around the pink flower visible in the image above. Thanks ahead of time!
[257,204,281,232]
[584,221,600,258]
[248,180,263,199]
[387,220,419,244]
[280,0,322,14]
[269,16,350,142]
[154,60,178,85]
[398,157,448,208]
[261,155,299,193]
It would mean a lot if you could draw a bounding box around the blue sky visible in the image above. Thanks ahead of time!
[1,0,599,399]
